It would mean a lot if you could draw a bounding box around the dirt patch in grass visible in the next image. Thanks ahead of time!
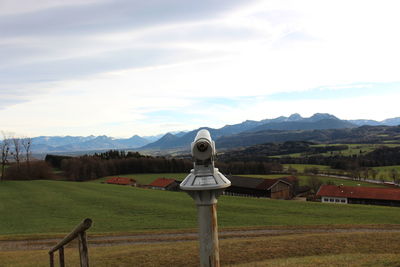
[2,223,400,251]
[3,223,400,241]
[1,231,400,267]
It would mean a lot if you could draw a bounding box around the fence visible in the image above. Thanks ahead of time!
[48,218,92,267]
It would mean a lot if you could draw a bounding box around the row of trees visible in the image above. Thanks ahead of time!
[3,161,55,180]
[46,151,285,182]
[1,132,32,181]
[59,155,192,181]
[4,146,286,181]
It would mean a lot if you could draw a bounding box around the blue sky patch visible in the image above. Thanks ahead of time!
[268,82,400,101]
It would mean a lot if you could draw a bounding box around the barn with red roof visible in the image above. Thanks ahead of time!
[149,178,179,191]
[105,177,137,186]
[317,185,400,207]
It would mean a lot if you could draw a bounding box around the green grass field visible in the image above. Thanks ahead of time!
[1,179,400,237]
[373,165,400,172]
[368,165,400,181]
[372,165,400,179]
[282,164,334,172]
[314,144,384,157]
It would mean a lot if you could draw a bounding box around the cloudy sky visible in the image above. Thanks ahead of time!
[1,0,399,137]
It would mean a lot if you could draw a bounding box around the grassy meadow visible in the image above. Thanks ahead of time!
[372,165,400,180]
[1,177,400,237]
[282,164,333,172]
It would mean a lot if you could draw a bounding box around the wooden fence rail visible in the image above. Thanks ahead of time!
[48,218,92,267]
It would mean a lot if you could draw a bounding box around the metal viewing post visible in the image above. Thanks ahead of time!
[180,129,231,267]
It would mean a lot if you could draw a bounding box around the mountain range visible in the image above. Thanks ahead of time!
[31,135,150,153]
[27,113,400,154]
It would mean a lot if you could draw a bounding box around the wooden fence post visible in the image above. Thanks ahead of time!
[48,218,92,267]
[49,253,54,267]
[78,231,89,267]
[59,246,65,267]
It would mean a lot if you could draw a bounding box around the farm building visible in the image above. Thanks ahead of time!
[105,177,137,186]
[149,178,180,191]
[224,176,296,199]
[317,185,400,207]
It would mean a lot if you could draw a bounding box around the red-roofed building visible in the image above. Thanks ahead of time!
[105,177,137,186]
[149,178,179,191]
[317,185,400,207]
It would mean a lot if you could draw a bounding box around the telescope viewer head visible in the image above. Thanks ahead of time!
[180,129,231,192]
[191,129,216,161]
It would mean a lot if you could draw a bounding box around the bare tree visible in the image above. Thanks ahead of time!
[287,166,298,175]
[371,169,378,180]
[11,137,21,169]
[304,167,320,175]
[21,137,32,166]
[1,132,10,181]
[390,168,399,184]
[362,168,370,180]
[306,176,323,194]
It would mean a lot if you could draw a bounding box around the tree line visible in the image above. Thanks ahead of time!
[2,143,285,181]
[58,154,192,181]
[50,150,284,182]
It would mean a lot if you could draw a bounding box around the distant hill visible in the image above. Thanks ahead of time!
[381,117,400,126]
[33,136,96,147]
[248,118,356,132]
[140,133,180,150]
[140,128,216,151]
[31,135,151,153]
[348,119,382,126]
[349,117,400,126]
[114,135,150,148]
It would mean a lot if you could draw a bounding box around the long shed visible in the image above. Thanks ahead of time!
[317,185,400,207]
[225,176,294,199]
[105,177,137,186]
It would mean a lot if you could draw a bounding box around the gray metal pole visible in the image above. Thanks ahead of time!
[197,203,220,267]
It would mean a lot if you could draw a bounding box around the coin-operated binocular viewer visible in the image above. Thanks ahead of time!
[180,129,231,267]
